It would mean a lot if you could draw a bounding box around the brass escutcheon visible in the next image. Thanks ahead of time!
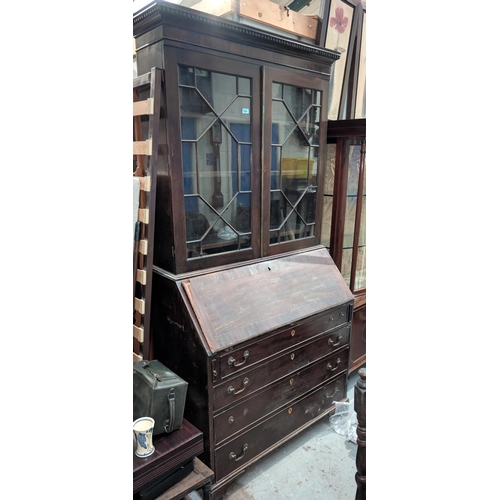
[228,416,234,424]
[289,378,294,385]
[288,407,293,414]
[290,353,295,360]
[291,329,295,337]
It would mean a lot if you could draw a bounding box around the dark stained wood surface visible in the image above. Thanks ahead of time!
[133,419,203,492]
[218,308,349,379]
[182,247,354,353]
[349,304,366,374]
[214,374,347,479]
[214,347,349,444]
[354,368,366,500]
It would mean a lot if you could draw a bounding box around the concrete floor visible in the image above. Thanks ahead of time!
[187,367,363,500]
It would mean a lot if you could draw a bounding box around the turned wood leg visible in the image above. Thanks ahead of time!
[354,368,366,500]
[202,481,212,500]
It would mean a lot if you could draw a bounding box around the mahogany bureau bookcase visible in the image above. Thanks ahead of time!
[133,3,353,498]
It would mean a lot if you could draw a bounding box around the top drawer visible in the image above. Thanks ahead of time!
[218,304,350,379]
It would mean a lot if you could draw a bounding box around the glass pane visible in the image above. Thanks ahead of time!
[324,144,336,194]
[299,105,321,146]
[239,144,251,192]
[179,65,194,86]
[341,248,352,285]
[272,82,282,99]
[271,145,281,190]
[355,245,366,290]
[182,141,198,195]
[195,68,214,108]
[209,72,237,114]
[321,195,333,248]
[269,82,321,245]
[343,196,356,248]
[238,77,251,96]
[221,97,251,132]
[270,191,285,230]
[234,193,251,234]
[296,187,316,225]
[272,101,295,145]
[185,197,210,243]
[347,144,362,196]
[359,195,366,246]
[179,64,253,261]
[283,85,312,121]
[180,88,216,139]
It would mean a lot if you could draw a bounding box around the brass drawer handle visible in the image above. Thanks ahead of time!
[228,377,249,395]
[229,443,248,461]
[228,350,249,367]
[327,358,342,371]
[328,333,343,347]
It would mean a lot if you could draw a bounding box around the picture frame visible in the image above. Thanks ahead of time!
[324,0,355,120]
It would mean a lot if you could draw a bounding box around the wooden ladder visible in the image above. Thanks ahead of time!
[133,67,163,363]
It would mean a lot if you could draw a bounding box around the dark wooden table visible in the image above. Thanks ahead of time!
[154,457,214,500]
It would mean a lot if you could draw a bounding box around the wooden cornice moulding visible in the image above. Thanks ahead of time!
[133,1,340,64]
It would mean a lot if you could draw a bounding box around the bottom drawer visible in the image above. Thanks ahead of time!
[214,373,347,480]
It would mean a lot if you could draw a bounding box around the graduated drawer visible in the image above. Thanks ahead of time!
[214,373,347,479]
[213,326,350,411]
[218,304,350,379]
[214,346,349,444]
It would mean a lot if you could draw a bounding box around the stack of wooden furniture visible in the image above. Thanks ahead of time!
[133,419,213,500]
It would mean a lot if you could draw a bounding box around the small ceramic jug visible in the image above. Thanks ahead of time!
[133,417,155,458]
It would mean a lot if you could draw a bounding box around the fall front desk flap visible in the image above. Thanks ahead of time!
[181,247,354,354]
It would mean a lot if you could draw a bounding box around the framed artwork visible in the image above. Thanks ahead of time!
[325,0,355,120]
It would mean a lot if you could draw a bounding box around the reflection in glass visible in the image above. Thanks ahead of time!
[179,65,253,259]
[269,82,321,245]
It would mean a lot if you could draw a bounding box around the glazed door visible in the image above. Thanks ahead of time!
[165,48,262,274]
[262,67,329,257]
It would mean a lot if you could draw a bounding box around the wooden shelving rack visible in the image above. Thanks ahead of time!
[133,67,163,362]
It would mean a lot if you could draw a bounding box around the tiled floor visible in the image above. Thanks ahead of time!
[187,367,364,500]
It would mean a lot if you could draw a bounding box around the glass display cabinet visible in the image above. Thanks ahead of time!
[133,3,353,499]
[133,2,338,275]
[322,118,366,373]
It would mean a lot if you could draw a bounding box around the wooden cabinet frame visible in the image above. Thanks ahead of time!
[326,117,366,372]
[133,1,340,275]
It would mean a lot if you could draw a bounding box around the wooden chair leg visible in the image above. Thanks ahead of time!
[354,368,366,500]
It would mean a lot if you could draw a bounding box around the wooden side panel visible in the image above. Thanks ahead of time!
[349,303,366,372]
[150,271,213,468]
